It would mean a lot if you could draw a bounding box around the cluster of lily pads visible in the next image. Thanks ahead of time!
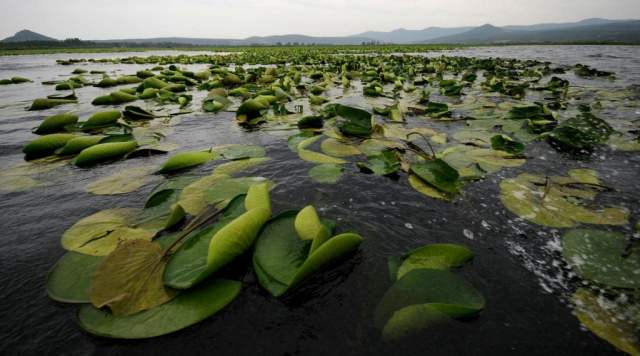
[0,76,31,85]
[3,46,637,349]
[47,176,363,338]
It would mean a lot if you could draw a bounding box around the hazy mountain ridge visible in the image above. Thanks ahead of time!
[423,20,640,44]
[2,18,639,45]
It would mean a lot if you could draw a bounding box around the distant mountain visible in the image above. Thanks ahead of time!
[502,18,635,32]
[423,20,640,44]
[351,27,473,44]
[1,29,57,42]
[3,18,639,46]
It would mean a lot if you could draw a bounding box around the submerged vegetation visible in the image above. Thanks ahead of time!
[0,45,638,352]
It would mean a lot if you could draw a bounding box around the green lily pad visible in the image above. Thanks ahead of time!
[309,164,343,184]
[159,151,215,173]
[375,269,485,339]
[410,159,461,194]
[34,113,78,134]
[46,252,104,303]
[563,229,640,289]
[85,166,161,195]
[78,278,241,339]
[253,209,362,297]
[500,171,629,228]
[61,208,155,256]
[74,141,138,167]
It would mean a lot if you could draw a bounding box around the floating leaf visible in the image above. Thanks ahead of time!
[57,135,105,155]
[61,208,154,256]
[46,252,104,303]
[357,149,400,176]
[215,145,265,160]
[85,166,160,195]
[335,104,373,137]
[408,174,448,201]
[177,174,230,215]
[491,134,525,154]
[34,113,78,134]
[164,195,247,289]
[159,151,215,173]
[297,136,346,164]
[81,111,121,130]
[411,159,461,194]
[308,164,343,184]
[320,138,361,157]
[78,278,241,339]
[500,171,628,228]
[254,209,362,296]
[29,98,77,110]
[375,269,485,341]
[23,133,76,160]
[572,288,640,356]
[562,229,640,289]
[395,244,474,280]
[74,141,138,167]
[548,113,613,151]
[89,239,176,316]
[212,157,271,176]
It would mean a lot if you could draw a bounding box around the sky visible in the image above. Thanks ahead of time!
[1,0,639,40]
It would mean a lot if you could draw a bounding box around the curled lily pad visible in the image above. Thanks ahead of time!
[165,183,271,289]
[57,135,105,155]
[562,229,640,289]
[408,174,448,201]
[78,278,241,339]
[34,113,78,134]
[81,111,121,130]
[159,151,215,173]
[23,133,76,160]
[29,98,77,110]
[357,149,400,176]
[74,141,138,167]
[392,244,474,280]
[410,159,461,194]
[491,134,525,154]
[499,171,629,228]
[309,164,343,184]
[253,208,362,297]
[335,104,373,137]
[375,269,485,341]
[85,166,161,195]
[122,106,156,120]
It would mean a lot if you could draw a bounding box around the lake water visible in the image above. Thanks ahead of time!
[0,45,638,355]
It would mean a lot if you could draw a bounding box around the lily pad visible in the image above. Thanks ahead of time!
[46,252,104,303]
[309,164,343,184]
[74,141,138,167]
[253,209,362,297]
[562,229,640,289]
[85,166,161,195]
[159,151,215,173]
[61,208,155,256]
[500,171,629,228]
[78,278,241,339]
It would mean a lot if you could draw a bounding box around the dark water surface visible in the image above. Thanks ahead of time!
[0,46,639,355]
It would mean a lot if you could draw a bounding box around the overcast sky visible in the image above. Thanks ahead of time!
[1,0,639,39]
